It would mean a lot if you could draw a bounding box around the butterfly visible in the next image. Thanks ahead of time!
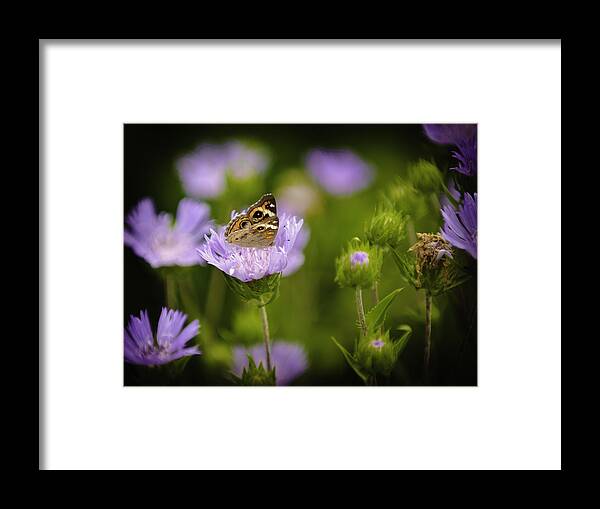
[225,193,279,248]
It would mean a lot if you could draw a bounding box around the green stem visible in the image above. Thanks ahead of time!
[372,280,380,305]
[407,219,417,245]
[424,290,432,382]
[258,298,273,373]
[355,286,367,336]
[164,273,178,309]
[179,277,212,343]
[205,269,225,327]
[178,277,195,311]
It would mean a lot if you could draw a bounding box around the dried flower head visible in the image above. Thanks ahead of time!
[409,233,452,276]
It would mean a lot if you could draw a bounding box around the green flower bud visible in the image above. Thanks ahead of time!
[235,355,276,386]
[407,159,444,194]
[233,355,276,386]
[335,239,383,289]
[330,326,412,385]
[364,203,407,249]
[387,180,430,220]
[222,272,281,306]
[355,331,398,378]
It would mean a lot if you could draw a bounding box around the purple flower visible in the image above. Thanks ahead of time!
[440,179,461,209]
[423,124,476,145]
[282,225,310,277]
[350,251,369,267]
[451,136,477,176]
[232,342,308,385]
[441,192,477,259]
[124,308,201,366]
[198,212,304,282]
[125,198,212,268]
[423,124,477,176]
[225,141,269,179]
[306,149,373,195]
[370,339,385,349]
[277,183,320,217]
[177,142,269,199]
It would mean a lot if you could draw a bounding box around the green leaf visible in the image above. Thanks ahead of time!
[365,288,403,335]
[330,336,368,383]
[389,246,417,287]
[391,324,412,357]
[163,355,192,380]
[434,272,471,296]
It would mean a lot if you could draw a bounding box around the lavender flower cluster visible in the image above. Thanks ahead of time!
[177,141,270,199]
[124,140,318,384]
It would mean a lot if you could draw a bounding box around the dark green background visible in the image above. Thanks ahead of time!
[124,124,477,386]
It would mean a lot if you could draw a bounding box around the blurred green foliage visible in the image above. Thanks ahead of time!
[124,124,477,386]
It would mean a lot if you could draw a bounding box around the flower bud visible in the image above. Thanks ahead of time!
[387,180,429,221]
[350,251,369,267]
[222,272,281,306]
[396,233,468,295]
[335,239,383,289]
[407,159,444,194]
[234,355,276,386]
[355,331,398,378]
[364,203,407,249]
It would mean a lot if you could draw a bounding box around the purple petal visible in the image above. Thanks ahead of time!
[125,198,212,268]
[306,149,373,195]
[175,198,212,235]
[423,124,476,145]
[171,319,200,351]
[198,213,305,282]
[124,308,202,366]
[440,192,477,259]
[232,341,308,385]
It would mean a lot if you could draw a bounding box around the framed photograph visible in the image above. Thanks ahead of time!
[40,40,561,470]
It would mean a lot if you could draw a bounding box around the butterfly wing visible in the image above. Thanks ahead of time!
[225,194,279,247]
